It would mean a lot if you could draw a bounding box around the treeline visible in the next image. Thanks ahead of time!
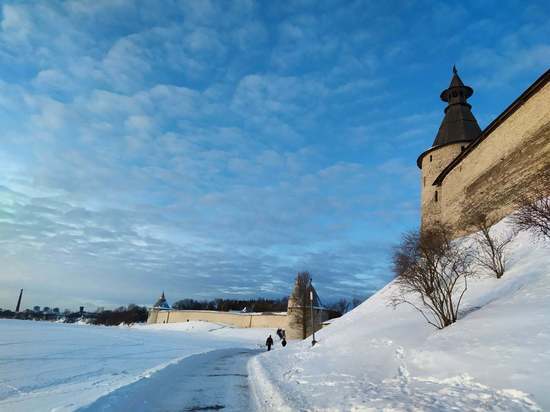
[0,308,70,321]
[172,297,289,312]
[92,304,148,326]
[326,297,366,316]
[171,296,366,316]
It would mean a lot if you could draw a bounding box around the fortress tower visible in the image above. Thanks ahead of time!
[417,66,481,229]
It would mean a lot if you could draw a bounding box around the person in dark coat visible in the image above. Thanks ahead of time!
[281,338,287,347]
[266,335,274,351]
[276,328,283,339]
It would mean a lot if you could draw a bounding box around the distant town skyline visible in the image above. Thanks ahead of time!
[0,0,549,310]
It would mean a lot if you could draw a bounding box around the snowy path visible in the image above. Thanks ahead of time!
[79,348,261,412]
[0,320,270,411]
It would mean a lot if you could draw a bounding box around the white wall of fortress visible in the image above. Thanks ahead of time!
[423,79,550,234]
[147,308,332,340]
[149,309,289,329]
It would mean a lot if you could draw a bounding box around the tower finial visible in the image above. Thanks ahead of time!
[431,68,480,148]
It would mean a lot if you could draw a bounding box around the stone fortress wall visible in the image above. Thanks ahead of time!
[147,307,332,340]
[147,282,336,340]
[148,309,288,329]
[420,143,465,227]
[420,70,550,235]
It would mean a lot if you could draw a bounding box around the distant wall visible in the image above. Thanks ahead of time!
[439,81,550,234]
[147,307,336,340]
[148,309,288,330]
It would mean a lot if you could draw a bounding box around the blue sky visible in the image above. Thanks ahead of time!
[0,0,549,310]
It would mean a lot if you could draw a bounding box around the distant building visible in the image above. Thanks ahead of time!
[147,280,338,340]
[153,291,171,310]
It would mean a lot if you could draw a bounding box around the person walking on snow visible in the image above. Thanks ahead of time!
[266,335,274,351]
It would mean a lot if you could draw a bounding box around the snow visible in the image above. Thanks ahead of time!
[80,348,259,411]
[250,218,550,411]
[0,320,270,411]
[2,215,548,411]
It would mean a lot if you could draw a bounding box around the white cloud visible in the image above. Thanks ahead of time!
[465,43,550,88]
[2,0,494,309]
[1,4,32,42]
[125,114,154,131]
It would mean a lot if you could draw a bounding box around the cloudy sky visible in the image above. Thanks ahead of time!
[0,0,548,310]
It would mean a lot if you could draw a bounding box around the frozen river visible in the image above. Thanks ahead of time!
[0,319,270,411]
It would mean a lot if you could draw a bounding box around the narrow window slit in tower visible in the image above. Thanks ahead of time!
[435,191,438,202]
[429,154,432,162]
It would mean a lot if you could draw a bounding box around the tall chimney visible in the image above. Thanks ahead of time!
[15,289,23,312]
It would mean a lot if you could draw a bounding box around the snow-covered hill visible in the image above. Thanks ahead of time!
[250,218,550,411]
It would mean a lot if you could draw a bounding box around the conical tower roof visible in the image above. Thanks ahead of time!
[153,291,170,310]
[432,66,481,147]
[446,65,468,89]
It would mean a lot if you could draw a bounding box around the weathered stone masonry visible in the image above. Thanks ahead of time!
[418,68,550,235]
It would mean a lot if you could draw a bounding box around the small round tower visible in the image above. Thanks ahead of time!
[147,291,171,323]
[286,275,322,340]
[417,66,481,230]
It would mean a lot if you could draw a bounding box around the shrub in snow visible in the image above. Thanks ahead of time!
[471,213,515,279]
[391,224,474,329]
[512,168,550,242]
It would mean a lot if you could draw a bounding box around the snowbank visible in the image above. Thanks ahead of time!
[250,218,550,411]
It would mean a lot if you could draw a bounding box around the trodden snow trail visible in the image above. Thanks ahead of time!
[79,348,261,412]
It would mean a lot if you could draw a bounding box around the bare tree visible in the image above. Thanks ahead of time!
[329,298,350,316]
[289,271,312,339]
[351,296,365,308]
[512,168,550,241]
[391,224,474,329]
[472,213,515,279]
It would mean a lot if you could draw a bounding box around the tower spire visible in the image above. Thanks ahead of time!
[432,66,481,147]
[154,291,170,310]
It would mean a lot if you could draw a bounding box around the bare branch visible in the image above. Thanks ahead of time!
[512,168,550,242]
[391,224,474,329]
[471,213,515,279]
